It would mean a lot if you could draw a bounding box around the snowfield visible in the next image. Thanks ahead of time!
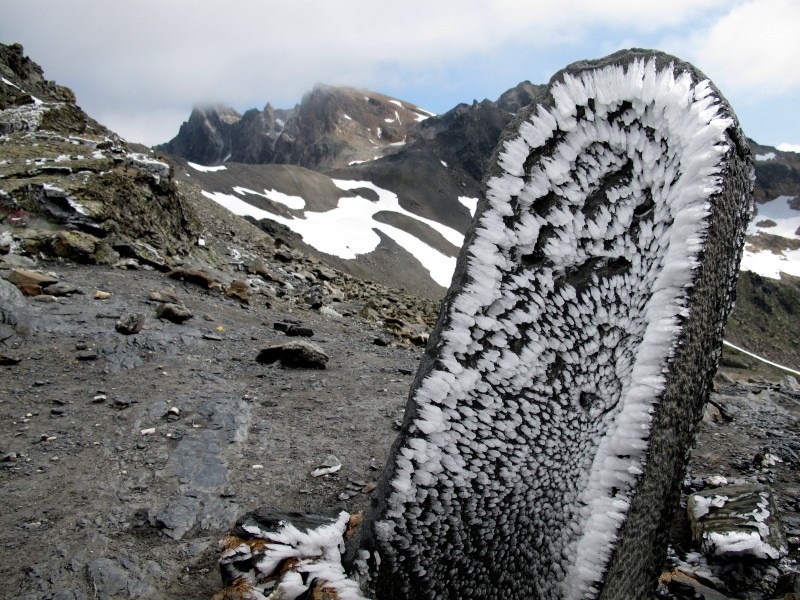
[742,194,800,279]
[203,179,462,287]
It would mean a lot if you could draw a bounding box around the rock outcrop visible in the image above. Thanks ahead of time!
[0,43,201,270]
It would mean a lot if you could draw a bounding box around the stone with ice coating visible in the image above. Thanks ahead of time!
[347,49,753,600]
[687,484,788,560]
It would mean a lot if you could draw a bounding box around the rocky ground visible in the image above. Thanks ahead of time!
[0,255,798,600]
[1,259,428,599]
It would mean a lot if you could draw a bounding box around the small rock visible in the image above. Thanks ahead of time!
[0,354,21,365]
[273,321,292,333]
[32,294,58,303]
[115,313,146,335]
[94,290,112,300]
[75,350,99,361]
[93,394,107,403]
[225,279,250,303]
[274,321,314,337]
[782,375,800,392]
[256,340,329,369]
[156,302,193,324]
[141,428,156,435]
[314,266,338,281]
[311,455,342,477]
[41,282,83,296]
[286,325,314,338]
[148,289,180,304]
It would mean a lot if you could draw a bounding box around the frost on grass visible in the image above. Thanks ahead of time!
[350,50,753,599]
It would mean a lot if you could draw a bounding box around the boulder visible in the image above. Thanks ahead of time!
[49,231,119,264]
[256,340,328,369]
[224,279,250,303]
[6,268,58,288]
[167,268,216,289]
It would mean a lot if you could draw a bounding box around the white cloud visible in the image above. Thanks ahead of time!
[681,0,800,93]
[0,0,784,145]
[778,143,800,153]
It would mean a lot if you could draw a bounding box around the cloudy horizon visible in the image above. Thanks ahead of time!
[1,0,798,150]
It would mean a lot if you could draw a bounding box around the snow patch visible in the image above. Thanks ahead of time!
[458,196,478,217]
[722,340,800,377]
[777,143,800,153]
[187,161,226,172]
[755,152,775,161]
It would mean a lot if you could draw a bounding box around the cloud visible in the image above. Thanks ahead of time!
[778,143,800,154]
[0,0,776,145]
[678,0,800,94]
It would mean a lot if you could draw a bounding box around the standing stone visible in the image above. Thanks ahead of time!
[348,49,754,600]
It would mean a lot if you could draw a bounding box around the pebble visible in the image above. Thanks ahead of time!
[93,290,112,299]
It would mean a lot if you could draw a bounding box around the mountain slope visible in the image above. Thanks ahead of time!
[0,43,200,269]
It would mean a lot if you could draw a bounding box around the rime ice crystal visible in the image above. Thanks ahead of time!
[352,50,753,600]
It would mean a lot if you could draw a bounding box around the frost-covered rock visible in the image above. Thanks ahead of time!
[349,49,754,600]
[216,510,366,600]
[688,484,788,560]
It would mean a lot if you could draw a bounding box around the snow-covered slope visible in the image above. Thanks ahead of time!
[184,160,471,288]
[741,194,800,278]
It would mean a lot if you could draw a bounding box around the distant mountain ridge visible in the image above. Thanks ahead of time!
[157,85,439,171]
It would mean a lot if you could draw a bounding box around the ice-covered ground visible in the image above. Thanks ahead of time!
[741,195,800,279]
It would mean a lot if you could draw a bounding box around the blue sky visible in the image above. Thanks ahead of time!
[1,0,798,150]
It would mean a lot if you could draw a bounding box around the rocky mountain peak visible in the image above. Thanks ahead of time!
[158,84,434,171]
